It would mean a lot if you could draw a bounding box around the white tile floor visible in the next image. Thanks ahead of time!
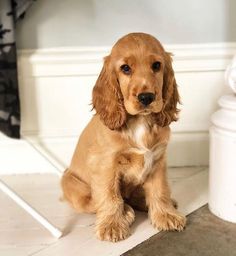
[0,167,208,256]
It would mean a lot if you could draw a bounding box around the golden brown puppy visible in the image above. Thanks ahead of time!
[61,32,186,242]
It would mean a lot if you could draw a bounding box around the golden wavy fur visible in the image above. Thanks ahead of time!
[61,33,186,242]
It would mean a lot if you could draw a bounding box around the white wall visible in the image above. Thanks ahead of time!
[16,0,236,49]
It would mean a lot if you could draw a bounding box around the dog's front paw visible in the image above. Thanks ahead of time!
[150,209,186,232]
[96,216,130,242]
[96,204,135,242]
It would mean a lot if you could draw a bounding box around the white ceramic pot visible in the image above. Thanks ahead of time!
[209,94,236,223]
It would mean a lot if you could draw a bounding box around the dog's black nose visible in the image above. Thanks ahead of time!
[138,93,155,106]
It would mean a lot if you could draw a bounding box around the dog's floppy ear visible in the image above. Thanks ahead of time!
[154,52,180,127]
[92,56,127,130]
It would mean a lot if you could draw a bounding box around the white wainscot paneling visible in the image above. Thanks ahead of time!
[20,76,95,137]
[1,43,235,174]
[173,71,229,132]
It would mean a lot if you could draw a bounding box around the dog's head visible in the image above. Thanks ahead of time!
[92,33,180,130]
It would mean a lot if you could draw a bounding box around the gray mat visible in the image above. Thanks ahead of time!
[123,205,236,256]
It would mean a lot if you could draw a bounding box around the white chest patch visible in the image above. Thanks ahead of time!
[132,124,155,181]
[124,120,166,183]
[133,124,147,149]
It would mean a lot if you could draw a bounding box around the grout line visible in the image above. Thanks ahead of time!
[28,241,59,256]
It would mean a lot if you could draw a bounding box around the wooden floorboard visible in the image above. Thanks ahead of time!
[0,167,208,256]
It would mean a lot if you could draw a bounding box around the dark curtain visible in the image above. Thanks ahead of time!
[0,0,35,138]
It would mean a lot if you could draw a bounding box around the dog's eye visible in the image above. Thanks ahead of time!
[120,64,131,75]
[152,61,161,72]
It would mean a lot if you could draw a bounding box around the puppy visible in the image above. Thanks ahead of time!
[61,33,186,242]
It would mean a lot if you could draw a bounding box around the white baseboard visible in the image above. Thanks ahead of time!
[0,134,58,175]
[168,132,209,166]
[0,132,208,175]
[1,43,235,174]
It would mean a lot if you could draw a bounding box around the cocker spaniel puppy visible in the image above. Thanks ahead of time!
[61,32,186,242]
